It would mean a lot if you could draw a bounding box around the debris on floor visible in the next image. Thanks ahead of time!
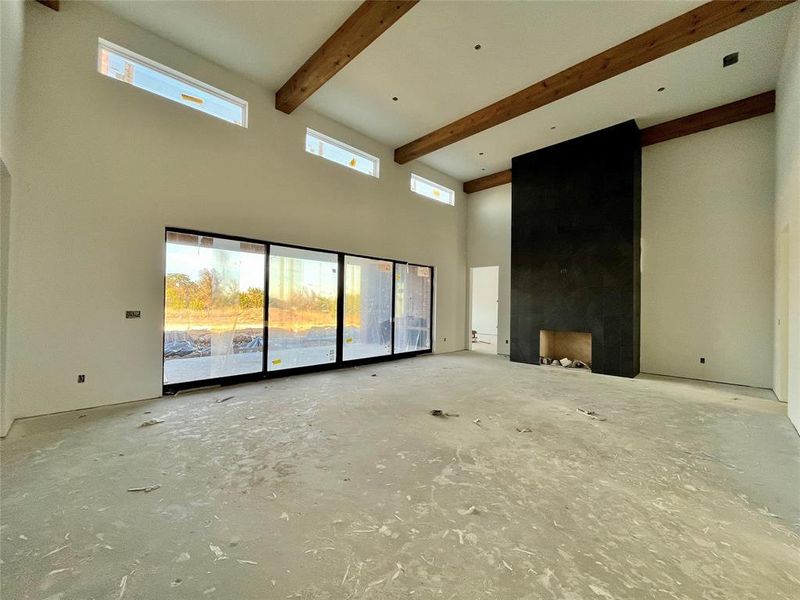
[209,544,226,560]
[457,506,479,516]
[126,484,161,493]
[577,408,606,421]
[473,418,482,426]
[430,409,459,418]
[138,418,164,428]
[215,396,235,404]
[516,426,532,433]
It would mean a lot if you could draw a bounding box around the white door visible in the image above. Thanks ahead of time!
[470,266,499,354]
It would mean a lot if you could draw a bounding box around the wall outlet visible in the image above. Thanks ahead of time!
[125,310,141,319]
[77,374,85,383]
[506,340,509,344]
[443,337,447,342]
[700,357,706,364]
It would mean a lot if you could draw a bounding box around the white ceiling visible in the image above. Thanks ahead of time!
[93,0,795,182]
[92,0,361,90]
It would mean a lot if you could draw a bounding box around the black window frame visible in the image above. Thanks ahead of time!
[162,227,434,394]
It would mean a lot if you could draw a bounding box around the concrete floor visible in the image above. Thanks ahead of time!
[470,333,498,355]
[1,352,798,599]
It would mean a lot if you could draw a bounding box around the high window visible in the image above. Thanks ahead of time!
[98,38,248,127]
[305,129,380,177]
[410,173,455,205]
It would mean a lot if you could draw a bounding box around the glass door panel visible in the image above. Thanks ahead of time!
[394,264,432,353]
[343,256,393,361]
[268,246,338,371]
[163,232,265,384]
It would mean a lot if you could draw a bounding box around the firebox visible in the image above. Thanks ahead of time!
[539,330,591,369]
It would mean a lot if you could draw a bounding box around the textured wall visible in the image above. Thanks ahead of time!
[510,121,641,377]
[641,115,774,389]
[5,2,467,423]
[775,3,800,432]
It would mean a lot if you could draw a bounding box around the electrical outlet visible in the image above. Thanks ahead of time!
[506,340,509,344]
[77,374,86,383]
[443,337,447,342]
[700,357,706,364]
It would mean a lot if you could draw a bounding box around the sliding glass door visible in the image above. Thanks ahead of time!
[267,246,338,371]
[163,229,433,391]
[394,264,432,353]
[343,256,393,360]
[163,232,265,384]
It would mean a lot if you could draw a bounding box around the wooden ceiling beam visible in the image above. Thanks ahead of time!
[397,0,794,165]
[35,0,59,10]
[275,0,418,114]
[463,90,776,194]
[463,169,512,194]
[639,90,775,146]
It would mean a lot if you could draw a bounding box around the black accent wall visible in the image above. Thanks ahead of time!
[510,121,641,377]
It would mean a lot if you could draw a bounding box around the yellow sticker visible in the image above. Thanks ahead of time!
[272,359,281,365]
[346,338,353,343]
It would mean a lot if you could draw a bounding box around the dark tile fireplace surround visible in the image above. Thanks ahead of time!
[510,121,641,378]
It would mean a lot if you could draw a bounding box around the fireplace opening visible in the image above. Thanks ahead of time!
[539,329,592,370]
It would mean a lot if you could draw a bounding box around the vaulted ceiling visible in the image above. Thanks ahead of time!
[93,0,795,182]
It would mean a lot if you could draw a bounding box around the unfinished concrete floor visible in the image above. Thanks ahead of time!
[1,352,799,599]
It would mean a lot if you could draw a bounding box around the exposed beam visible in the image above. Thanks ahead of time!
[35,0,59,10]
[396,0,794,164]
[276,0,418,114]
[463,169,512,194]
[463,90,776,194]
[640,90,775,146]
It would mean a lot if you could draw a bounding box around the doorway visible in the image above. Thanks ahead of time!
[470,266,499,355]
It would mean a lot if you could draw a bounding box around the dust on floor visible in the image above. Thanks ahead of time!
[1,352,798,599]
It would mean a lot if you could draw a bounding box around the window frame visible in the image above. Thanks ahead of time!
[305,128,380,178]
[97,38,248,127]
[162,227,433,394]
[410,173,455,206]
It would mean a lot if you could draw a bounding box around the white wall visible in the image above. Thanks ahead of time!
[0,0,25,437]
[641,115,775,388]
[775,4,800,433]
[467,185,511,355]
[5,1,467,425]
[470,266,498,335]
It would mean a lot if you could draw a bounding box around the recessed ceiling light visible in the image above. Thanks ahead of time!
[657,87,666,92]
[723,52,739,67]
[474,44,482,50]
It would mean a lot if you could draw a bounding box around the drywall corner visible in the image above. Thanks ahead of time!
[775,3,800,434]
